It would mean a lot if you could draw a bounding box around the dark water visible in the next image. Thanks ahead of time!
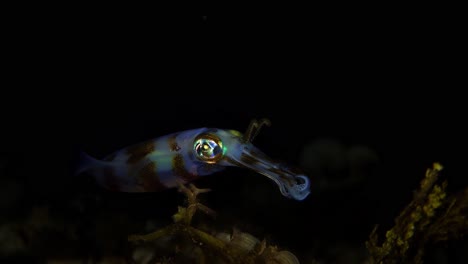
[1,14,466,263]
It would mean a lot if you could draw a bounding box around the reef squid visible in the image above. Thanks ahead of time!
[75,119,311,200]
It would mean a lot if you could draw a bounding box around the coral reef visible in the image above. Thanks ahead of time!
[366,163,468,264]
[128,183,300,264]
[2,161,466,263]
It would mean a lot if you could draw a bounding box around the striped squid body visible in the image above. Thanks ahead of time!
[75,119,311,201]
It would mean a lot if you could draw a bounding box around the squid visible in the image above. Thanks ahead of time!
[75,119,310,200]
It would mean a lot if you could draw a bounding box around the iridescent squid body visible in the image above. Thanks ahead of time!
[76,119,310,200]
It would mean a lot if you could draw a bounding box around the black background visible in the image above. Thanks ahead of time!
[1,13,466,263]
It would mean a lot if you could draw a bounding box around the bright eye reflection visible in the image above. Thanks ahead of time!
[194,137,223,161]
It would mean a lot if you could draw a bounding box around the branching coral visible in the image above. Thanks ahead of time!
[128,183,299,264]
[366,163,468,264]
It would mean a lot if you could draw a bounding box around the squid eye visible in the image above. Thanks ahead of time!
[193,134,224,163]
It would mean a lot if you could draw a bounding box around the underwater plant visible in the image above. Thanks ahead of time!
[366,163,468,264]
[128,183,300,264]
